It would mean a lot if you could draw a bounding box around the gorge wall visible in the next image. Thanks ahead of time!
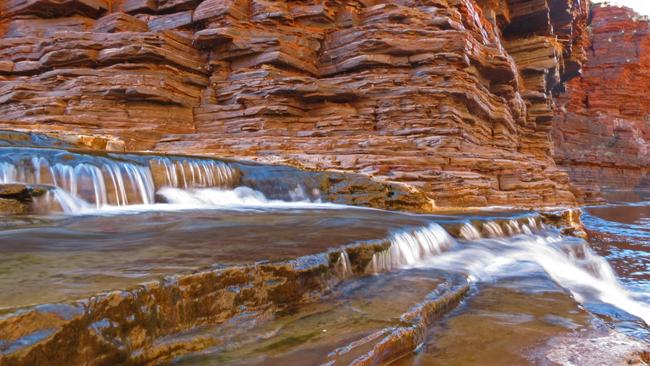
[0,0,589,208]
[553,3,650,203]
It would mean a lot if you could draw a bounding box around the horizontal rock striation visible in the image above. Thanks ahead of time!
[553,4,650,202]
[0,0,588,208]
[0,213,576,365]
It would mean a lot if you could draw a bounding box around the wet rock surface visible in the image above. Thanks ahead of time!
[553,4,650,203]
[0,229,463,366]
[0,0,590,209]
[0,209,560,365]
[0,183,48,214]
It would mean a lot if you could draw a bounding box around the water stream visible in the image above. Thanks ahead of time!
[0,146,648,365]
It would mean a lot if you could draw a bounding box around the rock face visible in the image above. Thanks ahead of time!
[553,4,650,202]
[0,0,589,208]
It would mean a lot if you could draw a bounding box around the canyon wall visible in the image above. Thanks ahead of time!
[0,0,588,208]
[553,4,650,202]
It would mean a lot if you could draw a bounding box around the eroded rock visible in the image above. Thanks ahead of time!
[0,183,48,214]
[0,0,590,210]
[553,4,650,203]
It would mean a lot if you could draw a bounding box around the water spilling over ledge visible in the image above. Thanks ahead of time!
[0,145,646,365]
[0,146,434,214]
[0,205,646,365]
[0,147,240,211]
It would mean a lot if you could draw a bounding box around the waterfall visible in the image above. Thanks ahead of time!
[336,249,353,278]
[482,221,504,237]
[459,223,481,240]
[1,155,155,209]
[150,157,237,189]
[363,221,649,325]
[0,148,239,213]
[368,224,455,273]
[413,232,650,326]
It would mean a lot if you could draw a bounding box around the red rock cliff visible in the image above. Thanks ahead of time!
[0,0,588,208]
[553,4,650,202]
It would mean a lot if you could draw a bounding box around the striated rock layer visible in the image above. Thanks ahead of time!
[0,0,589,208]
[553,4,650,203]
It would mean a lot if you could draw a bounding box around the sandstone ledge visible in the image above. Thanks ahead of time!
[0,212,580,365]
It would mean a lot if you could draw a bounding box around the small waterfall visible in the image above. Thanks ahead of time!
[368,224,455,273]
[0,148,239,213]
[366,252,392,275]
[1,154,156,209]
[564,241,619,284]
[336,249,353,278]
[150,157,237,189]
[482,221,504,237]
[479,218,541,238]
[527,216,541,230]
[414,233,650,326]
[47,188,91,213]
[459,223,481,240]
[505,220,521,236]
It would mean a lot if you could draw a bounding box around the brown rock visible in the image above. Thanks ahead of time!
[0,197,25,214]
[1,0,108,18]
[0,0,591,210]
[0,183,49,214]
[553,4,650,202]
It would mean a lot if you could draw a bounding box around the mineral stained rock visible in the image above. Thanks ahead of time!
[553,4,650,203]
[0,0,589,208]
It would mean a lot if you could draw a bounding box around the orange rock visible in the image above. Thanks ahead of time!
[0,0,591,209]
[553,4,650,203]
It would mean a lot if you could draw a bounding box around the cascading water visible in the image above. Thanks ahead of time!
[482,221,505,237]
[150,157,238,189]
[0,148,243,213]
[336,249,353,279]
[362,219,649,326]
[1,152,156,209]
[411,231,650,326]
[459,222,481,240]
[367,223,455,273]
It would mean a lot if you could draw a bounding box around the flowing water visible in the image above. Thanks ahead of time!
[0,146,648,365]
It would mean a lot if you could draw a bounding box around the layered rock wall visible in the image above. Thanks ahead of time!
[553,4,650,202]
[0,0,588,208]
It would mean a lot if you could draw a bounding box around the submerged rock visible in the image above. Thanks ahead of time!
[540,331,650,366]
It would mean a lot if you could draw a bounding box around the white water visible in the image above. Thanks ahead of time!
[409,232,650,326]
[150,157,237,189]
[48,187,349,215]
[157,187,344,210]
[362,220,650,325]
[0,151,244,211]
[459,223,481,240]
[0,159,156,207]
[336,249,353,278]
[0,150,347,214]
[367,224,455,273]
